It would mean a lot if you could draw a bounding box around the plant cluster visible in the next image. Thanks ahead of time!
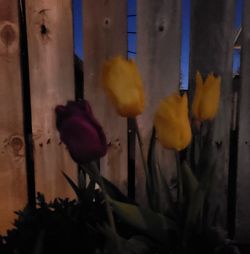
[0,56,240,254]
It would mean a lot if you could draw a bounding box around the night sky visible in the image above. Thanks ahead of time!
[73,0,242,89]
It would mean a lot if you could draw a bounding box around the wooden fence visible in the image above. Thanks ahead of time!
[0,0,249,244]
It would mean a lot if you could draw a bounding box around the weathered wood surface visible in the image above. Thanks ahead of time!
[25,0,76,201]
[83,0,128,194]
[189,0,235,227]
[235,0,250,243]
[0,0,27,233]
[136,0,182,206]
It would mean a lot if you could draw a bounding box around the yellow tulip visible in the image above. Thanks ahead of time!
[192,71,221,121]
[101,56,145,117]
[154,93,192,151]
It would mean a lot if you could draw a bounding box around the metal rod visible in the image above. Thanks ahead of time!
[19,0,36,209]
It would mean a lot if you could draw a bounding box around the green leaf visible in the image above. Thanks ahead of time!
[110,199,147,231]
[62,171,82,199]
[157,164,175,217]
[198,161,218,226]
[99,225,153,254]
[176,151,184,212]
[80,164,108,195]
[147,128,175,215]
[181,161,199,203]
[110,199,178,244]
[80,163,101,184]
[139,206,178,243]
[164,158,215,244]
[102,176,134,203]
[97,224,122,253]
[147,128,159,205]
[126,235,154,254]
[78,170,86,190]
[84,179,96,204]
[199,161,216,194]
[183,187,205,242]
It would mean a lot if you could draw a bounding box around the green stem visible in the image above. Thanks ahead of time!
[83,162,120,250]
[99,176,117,233]
[175,151,183,208]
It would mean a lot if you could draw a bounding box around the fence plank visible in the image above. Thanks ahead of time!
[235,0,250,243]
[189,0,235,227]
[0,0,27,233]
[136,0,182,206]
[25,0,76,201]
[83,0,127,194]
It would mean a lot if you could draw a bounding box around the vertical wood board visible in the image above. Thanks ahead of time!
[189,0,235,227]
[235,0,250,243]
[25,0,76,202]
[83,0,128,194]
[136,0,182,206]
[0,0,27,234]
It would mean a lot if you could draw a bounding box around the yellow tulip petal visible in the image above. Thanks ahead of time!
[192,71,221,121]
[200,74,221,120]
[101,56,145,117]
[154,93,192,151]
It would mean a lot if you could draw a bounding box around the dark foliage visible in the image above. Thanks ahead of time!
[0,193,106,254]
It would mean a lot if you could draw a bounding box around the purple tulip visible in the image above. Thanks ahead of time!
[55,100,107,164]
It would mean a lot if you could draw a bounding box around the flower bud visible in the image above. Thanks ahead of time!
[55,100,107,164]
[154,93,192,151]
[192,71,221,121]
[102,56,145,117]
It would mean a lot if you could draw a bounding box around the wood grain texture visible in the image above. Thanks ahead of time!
[25,0,76,201]
[83,0,128,194]
[189,0,235,227]
[0,0,27,234]
[235,0,250,243]
[136,0,182,206]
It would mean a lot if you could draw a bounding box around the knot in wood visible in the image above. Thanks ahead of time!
[39,23,50,42]
[108,138,121,152]
[40,24,47,35]
[158,25,164,32]
[156,18,168,35]
[215,140,223,149]
[103,17,111,29]
[0,24,16,47]
[10,136,23,155]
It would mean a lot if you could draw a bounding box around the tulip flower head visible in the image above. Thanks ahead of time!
[101,56,145,117]
[192,71,221,121]
[154,93,192,151]
[55,100,107,164]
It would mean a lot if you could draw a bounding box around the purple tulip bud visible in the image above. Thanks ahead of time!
[55,100,107,164]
